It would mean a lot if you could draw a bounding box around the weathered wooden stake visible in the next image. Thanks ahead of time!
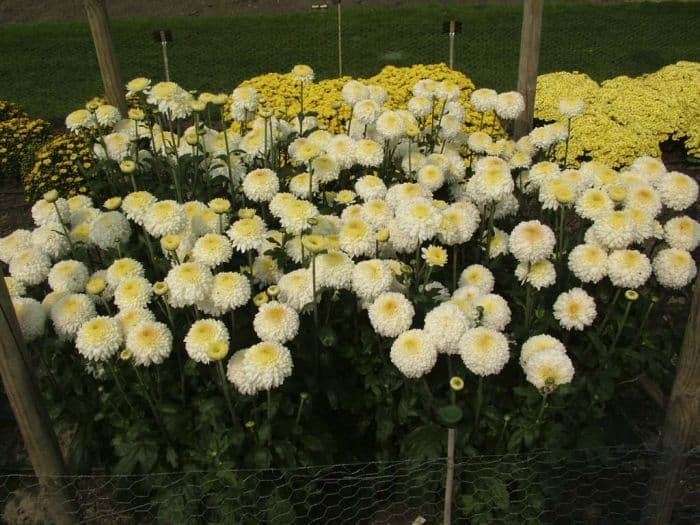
[84,0,127,114]
[643,275,700,524]
[0,267,77,524]
[513,0,544,139]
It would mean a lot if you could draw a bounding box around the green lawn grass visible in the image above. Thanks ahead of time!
[0,2,698,123]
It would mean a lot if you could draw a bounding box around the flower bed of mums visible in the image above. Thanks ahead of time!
[1,63,698,520]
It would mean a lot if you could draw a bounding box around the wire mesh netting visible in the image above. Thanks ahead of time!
[1,446,699,524]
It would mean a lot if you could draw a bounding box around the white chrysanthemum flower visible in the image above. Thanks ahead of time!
[467,131,492,154]
[523,348,574,391]
[288,138,319,166]
[225,216,266,253]
[459,264,494,294]
[127,321,172,366]
[367,84,387,104]
[5,277,26,297]
[75,316,122,362]
[628,156,666,185]
[253,301,300,343]
[575,188,614,220]
[437,202,480,246]
[416,164,445,192]
[354,139,384,168]
[466,164,514,205]
[386,218,418,254]
[143,200,187,238]
[375,110,407,140]
[390,329,437,378]
[394,198,441,242]
[191,233,233,267]
[279,199,319,235]
[184,319,229,364]
[95,104,121,126]
[470,88,497,112]
[411,78,438,99]
[607,249,652,289]
[656,171,698,211]
[475,293,511,331]
[438,114,462,141]
[116,308,155,337]
[339,218,374,258]
[252,255,282,285]
[208,272,251,313]
[325,135,357,170]
[664,216,700,251]
[114,276,152,310]
[230,85,258,115]
[515,259,557,289]
[653,248,697,289]
[352,259,393,301]
[407,95,432,117]
[557,97,585,118]
[626,207,655,244]
[314,251,353,290]
[591,210,635,249]
[0,229,32,264]
[93,132,130,161]
[9,248,51,286]
[12,297,46,341]
[423,303,467,354]
[242,168,279,202]
[88,211,131,250]
[508,220,556,263]
[627,185,662,217]
[529,125,557,150]
[46,260,89,293]
[353,98,380,125]
[242,341,293,391]
[147,81,193,118]
[567,244,608,283]
[495,91,525,119]
[459,327,509,376]
[553,288,596,331]
[41,290,68,315]
[354,175,387,202]
[29,225,69,260]
[342,80,370,105]
[384,182,430,209]
[65,108,96,133]
[360,200,392,230]
[51,293,96,340]
[226,350,256,395]
[165,262,213,308]
[277,269,314,311]
[311,155,340,184]
[368,292,415,338]
[32,198,70,227]
[538,178,577,211]
[528,161,560,189]
[69,206,98,229]
[436,79,460,101]
[520,334,566,368]
[487,228,509,259]
[122,191,157,226]
[106,258,144,288]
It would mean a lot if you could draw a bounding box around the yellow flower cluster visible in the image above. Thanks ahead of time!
[0,100,26,121]
[0,117,52,179]
[535,61,700,167]
[229,64,502,136]
[23,133,92,202]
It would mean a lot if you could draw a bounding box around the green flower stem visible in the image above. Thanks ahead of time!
[346,106,354,136]
[474,376,483,433]
[98,295,113,316]
[134,365,169,438]
[160,297,185,402]
[610,299,633,354]
[483,202,496,263]
[295,395,306,430]
[563,117,572,168]
[557,205,567,259]
[598,288,622,335]
[220,111,236,198]
[451,245,458,292]
[299,82,305,136]
[536,391,549,424]
[52,201,75,257]
[106,361,135,413]
[631,299,655,349]
[524,280,534,333]
[266,389,273,445]
[478,111,485,131]
[216,360,237,427]
[308,167,314,203]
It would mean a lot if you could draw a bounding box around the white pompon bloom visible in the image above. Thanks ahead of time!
[495,91,525,119]
[423,303,468,354]
[75,316,122,361]
[355,175,388,201]
[9,248,52,286]
[12,297,46,342]
[653,248,697,289]
[459,264,495,294]
[165,262,213,308]
[122,191,157,226]
[127,321,173,366]
[508,220,556,263]
[553,288,597,331]
[47,260,90,293]
[116,308,156,337]
[316,251,354,290]
[567,244,608,284]
[143,200,187,238]
[253,301,300,343]
[209,272,251,313]
[226,350,257,395]
[114,276,153,310]
[106,258,145,288]
[607,249,652,289]
[515,259,557,290]
[352,259,393,301]
[192,233,233,267]
[277,269,314,311]
[241,341,293,391]
[437,202,480,246]
[664,216,700,252]
[475,293,512,331]
[339,218,375,258]
[390,329,438,378]
[520,334,567,368]
[0,229,33,264]
[185,319,229,364]
[31,225,70,260]
[368,292,415,338]
[458,327,510,376]
[470,88,498,112]
[656,171,698,211]
[394,198,441,242]
[51,293,97,340]
[523,348,574,391]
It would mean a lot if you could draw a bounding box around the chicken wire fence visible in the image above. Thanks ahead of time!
[1,446,699,524]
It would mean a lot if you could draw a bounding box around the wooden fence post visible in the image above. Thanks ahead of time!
[643,274,700,523]
[513,0,544,139]
[0,268,77,524]
[84,0,127,115]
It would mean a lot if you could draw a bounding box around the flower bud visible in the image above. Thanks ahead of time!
[85,276,107,295]
[208,198,231,214]
[128,108,145,121]
[266,285,280,298]
[207,340,229,361]
[43,189,59,203]
[119,160,136,174]
[375,229,390,242]
[153,281,168,296]
[160,234,181,252]
[253,292,268,307]
[103,196,122,210]
[449,376,465,391]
